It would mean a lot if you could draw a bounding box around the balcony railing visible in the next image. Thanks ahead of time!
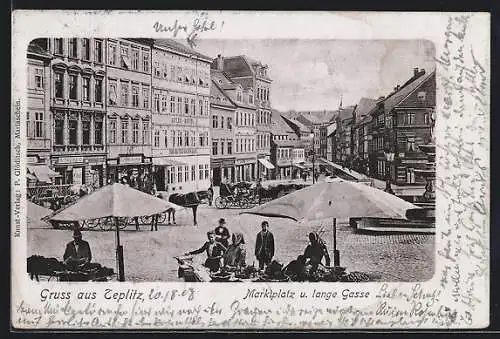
[52,144,105,153]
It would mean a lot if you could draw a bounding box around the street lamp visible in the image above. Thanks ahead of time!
[384,147,395,194]
[310,131,315,184]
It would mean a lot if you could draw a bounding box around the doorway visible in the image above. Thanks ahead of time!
[213,167,221,186]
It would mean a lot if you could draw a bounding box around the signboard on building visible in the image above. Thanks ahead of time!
[119,156,143,165]
[73,167,83,185]
[57,156,84,164]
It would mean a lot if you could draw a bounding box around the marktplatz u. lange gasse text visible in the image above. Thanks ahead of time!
[243,288,370,301]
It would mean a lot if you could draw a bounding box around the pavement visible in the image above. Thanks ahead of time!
[28,203,435,282]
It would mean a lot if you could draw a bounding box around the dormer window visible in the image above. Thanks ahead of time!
[417,91,426,102]
[249,93,253,104]
[237,90,242,102]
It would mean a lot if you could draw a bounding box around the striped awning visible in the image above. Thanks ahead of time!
[258,158,275,169]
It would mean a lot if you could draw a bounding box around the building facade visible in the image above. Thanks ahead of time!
[48,37,107,187]
[210,70,237,185]
[27,40,52,169]
[271,140,306,179]
[149,39,212,194]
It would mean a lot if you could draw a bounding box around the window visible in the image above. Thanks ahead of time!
[163,129,168,148]
[235,113,239,125]
[199,133,204,147]
[69,75,77,100]
[227,117,232,130]
[120,46,130,69]
[190,99,195,115]
[154,62,161,77]
[142,86,149,109]
[54,118,64,144]
[121,121,128,143]
[142,52,150,73]
[95,119,103,145]
[220,116,224,129]
[170,167,176,184]
[170,97,176,113]
[34,112,44,138]
[172,131,176,147]
[177,97,182,114]
[404,113,415,125]
[407,137,416,152]
[190,131,195,147]
[82,77,90,101]
[132,85,139,107]
[424,113,429,124]
[54,73,63,98]
[185,166,189,182]
[142,122,149,144]
[220,140,225,155]
[68,38,77,58]
[184,98,189,114]
[132,121,139,143]
[154,93,160,112]
[109,43,117,65]
[69,119,77,145]
[244,113,247,126]
[227,141,232,154]
[199,165,203,180]
[191,165,196,181]
[161,95,168,113]
[108,81,117,105]
[120,82,129,106]
[95,78,103,103]
[94,40,103,63]
[204,164,209,179]
[131,48,139,70]
[199,99,203,115]
[212,115,218,128]
[417,91,426,102]
[178,166,183,183]
[54,38,64,55]
[212,141,218,155]
[34,68,43,89]
[184,131,189,146]
[109,120,116,144]
[154,129,160,147]
[177,130,182,146]
[82,38,90,60]
[82,120,90,145]
[249,93,253,104]
[237,90,242,102]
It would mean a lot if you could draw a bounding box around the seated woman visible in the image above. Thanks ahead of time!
[223,232,246,268]
[303,232,331,268]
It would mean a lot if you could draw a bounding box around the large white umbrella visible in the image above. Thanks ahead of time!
[48,183,183,281]
[242,178,420,266]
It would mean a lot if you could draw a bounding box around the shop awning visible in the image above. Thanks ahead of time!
[258,158,275,169]
[152,158,188,166]
[27,165,61,183]
[293,163,306,170]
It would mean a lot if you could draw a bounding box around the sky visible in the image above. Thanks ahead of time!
[194,39,436,112]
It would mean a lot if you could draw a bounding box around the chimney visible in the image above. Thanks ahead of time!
[420,68,426,75]
[413,67,419,76]
[217,54,224,71]
[394,85,400,92]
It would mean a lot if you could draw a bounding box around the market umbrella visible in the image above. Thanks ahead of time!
[241,178,420,266]
[48,183,183,281]
[27,200,53,226]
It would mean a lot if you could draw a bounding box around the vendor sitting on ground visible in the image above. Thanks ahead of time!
[303,232,331,268]
[283,255,308,281]
[223,232,246,268]
[63,229,92,268]
[185,231,227,272]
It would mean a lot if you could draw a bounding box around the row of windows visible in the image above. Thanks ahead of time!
[53,114,103,146]
[54,72,103,103]
[212,115,233,129]
[52,38,104,64]
[235,138,255,154]
[235,111,255,127]
[211,139,233,156]
[107,118,150,145]
[153,129,209,148]
[257,110,271,125]
[166,164,210,184]
[374,112,430,127]
[108,40,150,73]
[154,92,210,116]
[26,112,45,138]
[257,133,271,149]
[108,80,150,109]
[153,61,210,88]
[256,86,270,102]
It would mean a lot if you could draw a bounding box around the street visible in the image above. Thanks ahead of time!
[28,203,435,282]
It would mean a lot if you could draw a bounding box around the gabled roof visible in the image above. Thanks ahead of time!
[270,110,296,135]
[286,118,310,132]
[210,79,237,109]
[211,69,238,90]
[354,98,377,121]
[298,110,336,125]
[337,106,355,121]
[215,55,272,81]
[154,39,212,62]
[383,70,435,114]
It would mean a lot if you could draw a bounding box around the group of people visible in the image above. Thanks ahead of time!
[185,219,276,272]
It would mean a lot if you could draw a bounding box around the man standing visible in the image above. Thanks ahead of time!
[63,229,92,268]
[185,231,227,272]
[255,221,275,270]
[214,218,230,248]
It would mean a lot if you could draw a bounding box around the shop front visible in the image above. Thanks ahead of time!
[257,157,275,180]
[152,157,188,192]
[107,154,153,192]
[51,154,106,187]
[235,158,256,182]
[210,157,236,186]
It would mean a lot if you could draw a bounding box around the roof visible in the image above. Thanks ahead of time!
[27,41,52,59]
[354,98,377,121]
[327,123,337,136]
[273,139,305,148]
[211,69,238,90]
[383,70,435,114]
[270,110,296,135]
[299,111,336,124]
[215,55,272,81]
[210,79,237,109]
[154,39,212,62]
[282,117,311,133]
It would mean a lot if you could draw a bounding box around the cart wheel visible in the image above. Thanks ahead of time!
[140,215,153,224]
[238,197,249,209]
[99,217,114,231]
[215,196,227,209]
[157,213,167,224]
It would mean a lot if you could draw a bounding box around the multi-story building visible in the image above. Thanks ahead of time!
[351,97,376,173]
[212,54,273,180]
[332,106,355,165]
[295,110,336,159]
[105,38,152,188]
[26,40,53,172]
[271,110,299,142]
[270,140,306,179]
[149,39,212,194]
[210,69,237,185]
[211,64,257,182]
[47,37,107,187]
[369,68,435,185]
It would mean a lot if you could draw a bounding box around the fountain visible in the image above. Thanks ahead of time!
[405,108,436,225]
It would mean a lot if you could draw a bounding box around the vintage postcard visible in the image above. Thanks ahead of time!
[11,11,490,330]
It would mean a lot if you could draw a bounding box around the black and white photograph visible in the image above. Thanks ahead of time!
[12,11,489,330]
[25,37,437,283]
